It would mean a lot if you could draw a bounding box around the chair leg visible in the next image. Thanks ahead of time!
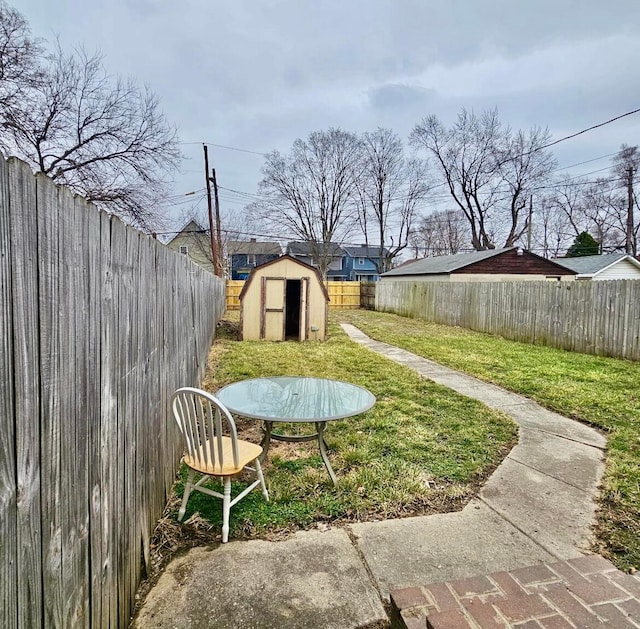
[255,458,269,502]
[221,478,231,543]
[179,468,196,521]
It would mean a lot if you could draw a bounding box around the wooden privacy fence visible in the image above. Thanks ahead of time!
[360,281,376,310]
[327,281,361,309]
[226,279,362,310]
[376,279,640,361]
[226,279,245,310]
[0,157,226,628]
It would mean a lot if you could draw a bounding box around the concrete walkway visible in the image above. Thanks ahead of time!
[134,324,609,629]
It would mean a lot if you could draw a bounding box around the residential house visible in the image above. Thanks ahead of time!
[166,220,214,273]
[286,241,347,280]
[228,238,281,279]
[381,247,576,281]
[286,241,392,281]
[552,253,640,280]
[342,244,391,281]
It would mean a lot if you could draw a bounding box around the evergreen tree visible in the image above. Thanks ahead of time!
[566,231,600,257]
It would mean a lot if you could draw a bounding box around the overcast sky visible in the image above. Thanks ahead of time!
[16,0,640,239]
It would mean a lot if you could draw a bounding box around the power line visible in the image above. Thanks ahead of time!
[553,152,618,172]
[179,141,267,156]
[539,108,640,151]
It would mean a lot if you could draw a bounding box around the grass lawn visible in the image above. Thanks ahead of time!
[167,316,517,544]
[338,308,640,572]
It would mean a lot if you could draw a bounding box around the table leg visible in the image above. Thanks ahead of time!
[315,421,337,485]
[259,420,273,463]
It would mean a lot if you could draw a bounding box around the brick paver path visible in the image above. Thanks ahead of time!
[390,555,640,628]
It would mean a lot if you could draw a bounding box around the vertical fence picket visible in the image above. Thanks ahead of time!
[0,151,17,629]
[36,173,63,627]
[9,158,43,629]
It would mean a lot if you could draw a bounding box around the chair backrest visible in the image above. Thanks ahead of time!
[171,387,240,471]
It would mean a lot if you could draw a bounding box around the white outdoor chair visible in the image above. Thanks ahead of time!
[171,386,269,543]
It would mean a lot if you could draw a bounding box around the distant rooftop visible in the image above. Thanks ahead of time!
[552,253,633,274]
[228,239,281,255]
[383,247,517,276]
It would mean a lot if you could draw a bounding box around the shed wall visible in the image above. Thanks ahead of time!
[241,258,327,340]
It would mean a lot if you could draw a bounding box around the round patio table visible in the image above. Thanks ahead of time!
[216,376,376,485]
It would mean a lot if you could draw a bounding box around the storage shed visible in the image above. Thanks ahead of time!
[239,255,329,341]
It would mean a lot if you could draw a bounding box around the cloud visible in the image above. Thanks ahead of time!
[368,84,436,111]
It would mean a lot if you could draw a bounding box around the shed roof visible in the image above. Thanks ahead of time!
[552,253,640,275]
[228,240,282,255]
[238,255,330,301]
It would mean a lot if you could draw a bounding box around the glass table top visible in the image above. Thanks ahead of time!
[216,376,376,422]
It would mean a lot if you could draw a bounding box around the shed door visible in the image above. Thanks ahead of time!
[260,277,285,340]
[299,276,310,340]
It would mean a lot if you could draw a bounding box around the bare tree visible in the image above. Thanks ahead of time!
[410,108,556,251]
[409,209,469,258]
[355,128,430,273]
[0,1,41,110]
[611,144,639,255]
[410,109,502,250]
[252,127,362,277]
[497,126,557,246]
[531,193,574,258]
[580,178,625,252]
[0,9,181,230]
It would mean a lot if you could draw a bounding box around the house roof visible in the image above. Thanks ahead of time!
[166,219,207,245]
[382,247,518,276]
[551,253,640,275]
[287,241,344,257]
[228,240,282,255]
[342,244,391,258]
[238,255,330,302]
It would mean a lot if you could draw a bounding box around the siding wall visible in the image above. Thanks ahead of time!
[376,279,640,361]
[593,259,640,280]
[0,157,226,628]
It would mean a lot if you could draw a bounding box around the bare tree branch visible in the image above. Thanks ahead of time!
[0,12,181,230]
[252,127,362,277]
[355,128,431,273]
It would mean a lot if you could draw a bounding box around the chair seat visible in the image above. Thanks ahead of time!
[184,436,263,476]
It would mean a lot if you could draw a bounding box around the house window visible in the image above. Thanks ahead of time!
[247,254,256,265]
[358,257,365,265]
[179,245,189,255]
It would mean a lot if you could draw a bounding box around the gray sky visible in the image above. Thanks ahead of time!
[17,0,640,239]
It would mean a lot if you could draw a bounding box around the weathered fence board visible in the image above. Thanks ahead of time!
[376,279,640,361]
[10,159,44,629]
[36,173,63,628]
[360,281,376,310]
[0,152,17,629]
[0,157,226,627]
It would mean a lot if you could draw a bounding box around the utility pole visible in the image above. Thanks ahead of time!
[203,144,220,275]
[626,166,636,255]
[210,168,224,276]
[527,194,533,251]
